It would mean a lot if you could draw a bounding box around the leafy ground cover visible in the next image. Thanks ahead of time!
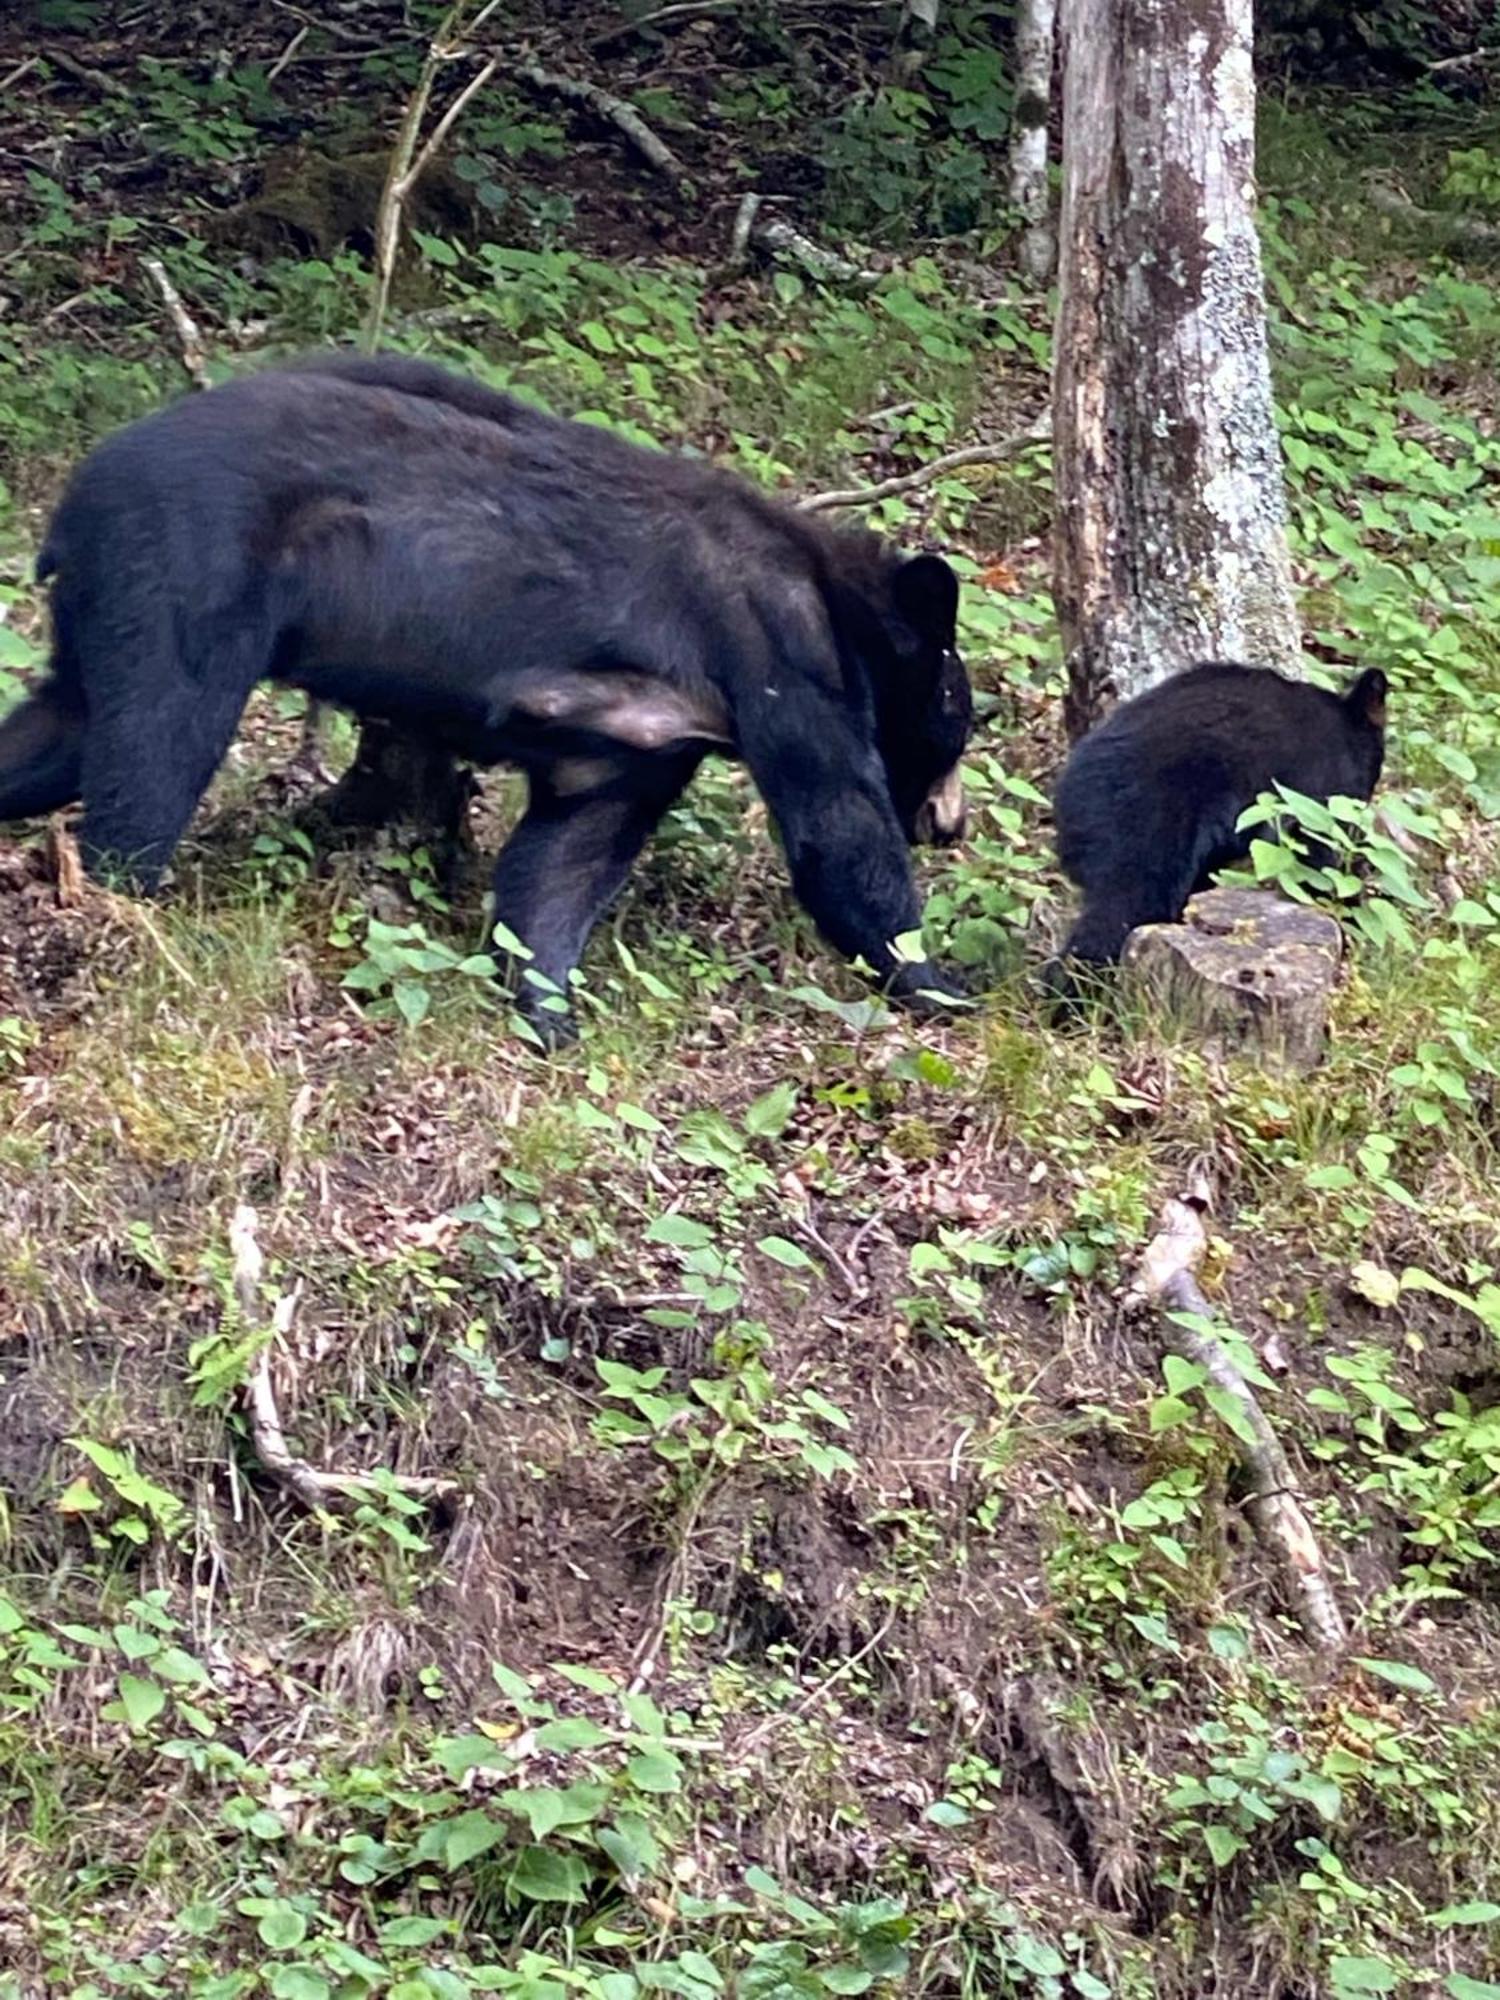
[2,6,1500,1996]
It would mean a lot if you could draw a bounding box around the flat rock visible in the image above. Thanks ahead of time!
[1120,888,1344,1073]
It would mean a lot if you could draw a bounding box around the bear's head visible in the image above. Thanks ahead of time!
[866,552,973,847]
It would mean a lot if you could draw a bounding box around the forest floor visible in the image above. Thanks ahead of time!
[3,5,1500,1998]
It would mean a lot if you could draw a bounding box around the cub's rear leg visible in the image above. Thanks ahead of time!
[0,684,85,821]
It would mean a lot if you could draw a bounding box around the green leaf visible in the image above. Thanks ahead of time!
[393,981,431,1028]
[756,1235,816,1271]
[1203,1384,1261,1450]
[1354,1656,1437,1695]
[820,1971,873,1995]
[1203,1824,1243,1867]
[267,1970,330,2000]
[1330,1958,1399,1994]
[744,1082,798,1138]
[923,1800,970,1827]
[627,1747,683,1793]
[115,1673,166,1731]
[1286,1771,1342,1821]
[1430,1903,1500,1926]
[1072,1975,1112,2000]
[257,1907,308,1951]
[1149,1395,1195,1432]
[509,1845,592,1902]
[647,1213,713,1248]
[534,1715,612,1751]
[1162,1354,1206,1395]
[1446,1977,1500,1999]
[438,1809,506,1869]
[379,1915,447,1947]
[433,1731,511,1780]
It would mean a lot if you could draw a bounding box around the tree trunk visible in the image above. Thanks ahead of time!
[1008,0,1057,282]
[1052,0,1300,738]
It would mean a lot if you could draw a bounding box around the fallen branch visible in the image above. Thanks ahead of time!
[519,62,692,188]
[1363,174,1500,256]
[230,1205,458,1513]
[750,214,877,286]
[1128,1180,1347,1652]
[142,256,211,390]
[521,63,875,284]
[1427,44,1500,74]
[798,419,1050,513]
[589,1,738,54]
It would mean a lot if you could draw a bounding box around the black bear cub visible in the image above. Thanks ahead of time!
[1046,661,1388,997]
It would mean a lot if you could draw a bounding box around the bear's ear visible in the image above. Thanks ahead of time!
[892,554,960,647]
[1345,667,1389,728]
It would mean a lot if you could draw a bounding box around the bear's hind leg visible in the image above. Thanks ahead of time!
[491,747,704,1045]
[78,609,270,892]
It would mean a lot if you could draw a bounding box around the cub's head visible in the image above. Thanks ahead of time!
[868,552,973,846]
[1341,665,1389,798]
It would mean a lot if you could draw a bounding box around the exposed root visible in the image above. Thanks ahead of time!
[229,1205,458,1513]
[1127,1177,1348,1652]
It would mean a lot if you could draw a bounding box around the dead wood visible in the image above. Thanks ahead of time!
[1127,1180,1348,1651]
[229,1205,458,1513]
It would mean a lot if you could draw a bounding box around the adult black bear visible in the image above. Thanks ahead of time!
[1046,661,1388,997]
[3,353,974,1044]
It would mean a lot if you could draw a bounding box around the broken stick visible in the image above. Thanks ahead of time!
[142,256,211,390]
[229,1204,457,1513]
[1127,1180,1347,1652]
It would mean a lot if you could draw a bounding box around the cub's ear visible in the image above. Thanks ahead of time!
[892,554,960,646]
[1345,666,1389,728]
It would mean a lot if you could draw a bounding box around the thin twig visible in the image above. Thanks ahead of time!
[230,1205,458,1512]
[0,55,39,94]
[45,48,130,99]
[412,55,497,188]
[798,419,1050,513]
[142,256,211,389]
[267,23,309,82]
[1427,44,1500,73]
[365,0,501,349]
[590,0,738,51]
[734,1607,899,1759]
[789,1214,864,1297]
[1128,1182,1347,1652]
[268,0,391,45]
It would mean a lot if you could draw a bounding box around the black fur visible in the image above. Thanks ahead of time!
[4,353,975,1044]
[1046,661,1388,994]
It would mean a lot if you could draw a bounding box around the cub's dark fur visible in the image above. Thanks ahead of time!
[6,353,974,1042]
[1047,661,1388,995]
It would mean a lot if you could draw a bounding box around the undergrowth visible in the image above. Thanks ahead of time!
[2,18,1500,2000]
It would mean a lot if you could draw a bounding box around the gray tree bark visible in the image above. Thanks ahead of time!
[1008,0,1057,282]
[1052,0,1301,738]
